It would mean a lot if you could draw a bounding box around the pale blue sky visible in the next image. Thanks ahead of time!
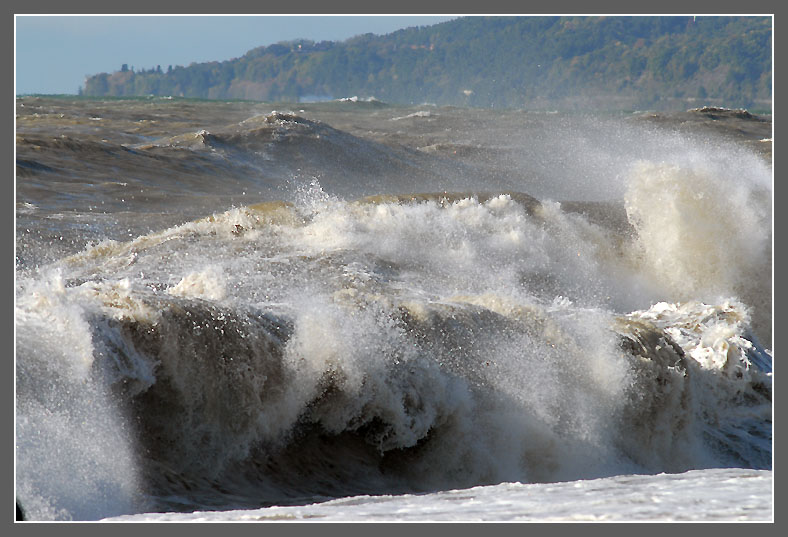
[15,15,457,95]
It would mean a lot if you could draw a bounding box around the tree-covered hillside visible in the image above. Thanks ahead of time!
[81,16,772,111]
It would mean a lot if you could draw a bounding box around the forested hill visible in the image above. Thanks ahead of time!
[81,16,772,111]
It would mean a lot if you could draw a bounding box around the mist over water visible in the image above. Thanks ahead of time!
[16,273,144,519]
[15,98,772,520]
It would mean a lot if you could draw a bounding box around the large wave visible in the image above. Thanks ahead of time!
[16,177,771,519]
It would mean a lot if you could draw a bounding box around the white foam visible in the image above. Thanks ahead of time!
[168,267,226,301]
[104,468,772,522]
[390,111,434,121]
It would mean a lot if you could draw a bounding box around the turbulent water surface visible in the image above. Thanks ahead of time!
[15,96,773,522]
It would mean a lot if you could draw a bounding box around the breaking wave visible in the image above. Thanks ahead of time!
[16,172,771,518]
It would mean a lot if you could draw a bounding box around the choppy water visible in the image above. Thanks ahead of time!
[15,96,773,521]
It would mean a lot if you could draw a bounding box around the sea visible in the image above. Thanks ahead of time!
[14,95,773,522]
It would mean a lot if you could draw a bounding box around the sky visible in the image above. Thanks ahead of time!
[14,15,458,95]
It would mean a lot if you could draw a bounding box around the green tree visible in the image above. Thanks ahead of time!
[81,16,771,111]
